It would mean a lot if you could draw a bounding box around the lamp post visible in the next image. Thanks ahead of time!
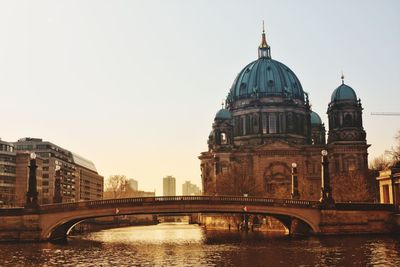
[26,152,39,208]
[53,164,63,204]
[320,150,334,208]
[291,163,300,199]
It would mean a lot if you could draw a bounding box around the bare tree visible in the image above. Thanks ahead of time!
[369,154,392,171]
[369,130,400,175]
[331,170,371,202]
[216,162,262,196]
[389,130,400,164]
[104,175,127,199]
[103,175,141,199]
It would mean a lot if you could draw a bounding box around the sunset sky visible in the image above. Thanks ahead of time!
[0,0,399,195]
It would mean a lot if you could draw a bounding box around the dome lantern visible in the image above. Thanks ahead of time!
[258,21,271,59]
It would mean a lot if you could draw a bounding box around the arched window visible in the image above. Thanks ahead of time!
[344,114,353,127]
[347,157,357,171]
[220,132,228,145]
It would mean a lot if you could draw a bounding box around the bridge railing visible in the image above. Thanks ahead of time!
[37,196,321,213]
[1,197,398,215]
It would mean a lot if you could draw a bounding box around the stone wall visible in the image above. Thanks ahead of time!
[319,210,394,235]
[0,214,41,241]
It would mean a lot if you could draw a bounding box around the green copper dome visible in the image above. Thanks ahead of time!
[230,58,304,101]
[215,108,231,120]
[310,111,322,125]
[228,30,304,102]
[331,83,357,102]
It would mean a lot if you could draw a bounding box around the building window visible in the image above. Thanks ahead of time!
[344,114,353,127]
[269,114,277,134]
[252,114,259,134]
[233,117,239,136]
[242,116,246,135]
[266,183,274,193]
[220,133,228,144]
[246,115,251,134]
[262,113,268,134]
[382,185,390,204]
[347,158,356,171]
[279,113,286,133]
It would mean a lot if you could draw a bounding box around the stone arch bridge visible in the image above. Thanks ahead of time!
[0,196,397,242]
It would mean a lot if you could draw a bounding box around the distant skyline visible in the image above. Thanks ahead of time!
[1,0,399,195]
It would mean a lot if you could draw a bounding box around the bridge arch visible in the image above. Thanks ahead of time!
[39,196,321,241]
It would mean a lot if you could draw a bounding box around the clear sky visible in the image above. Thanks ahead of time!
[1,0,399,195]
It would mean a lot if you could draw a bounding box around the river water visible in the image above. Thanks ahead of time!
[0,223,399,266]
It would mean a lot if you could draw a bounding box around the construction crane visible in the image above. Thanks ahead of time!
[371,112,400,116]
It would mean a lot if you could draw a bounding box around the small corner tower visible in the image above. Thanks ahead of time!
[310,111,326,145]
[327,74,366,144]
[208,103,233,151]
[327,74,368,175]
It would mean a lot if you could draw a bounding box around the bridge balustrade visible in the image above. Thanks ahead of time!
[33,196,321,213]
[1,197,398,216]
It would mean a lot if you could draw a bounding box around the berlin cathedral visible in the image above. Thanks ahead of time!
[199,28,370,201]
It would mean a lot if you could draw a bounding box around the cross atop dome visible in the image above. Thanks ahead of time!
[258,21,271,59]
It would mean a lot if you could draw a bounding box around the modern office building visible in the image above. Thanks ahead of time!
[73,153,103,201]
[182,181,201,196]
[13,138,103,203]
[127,178,138,191]
[0,139,16,206]
[163,176,176,196]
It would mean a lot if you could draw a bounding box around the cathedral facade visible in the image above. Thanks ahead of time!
[199,29,370,201]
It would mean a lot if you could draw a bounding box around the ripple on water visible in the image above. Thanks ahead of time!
[0,224,399,266]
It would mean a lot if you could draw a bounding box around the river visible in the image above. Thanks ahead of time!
[0,223,399,266]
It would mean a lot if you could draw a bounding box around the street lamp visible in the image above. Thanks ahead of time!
[26,152,39,208]
[53,164,62,203]
[291,163,299,199]
[320,150,334,208]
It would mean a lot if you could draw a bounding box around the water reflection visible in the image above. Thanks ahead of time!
[0,223,399,266]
